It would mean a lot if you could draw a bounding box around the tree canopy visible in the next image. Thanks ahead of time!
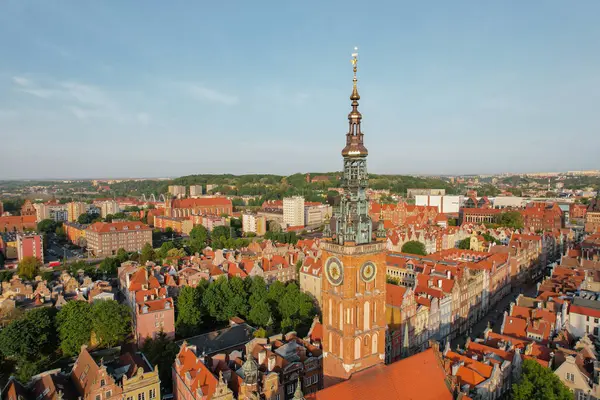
[140,243,156,263]
[458,237,471,250]
[0,307,57,381]
[401,240,427,256]
[91,300,131,348]
[56,300,93,356]
[174,275,315,337]
[512,359,572,400]
[141,331,179,393]
[17,256,42,280]
[188,225,209,254]
[498,211,524,229]
[176,285,206,337]
[37,219,57,234]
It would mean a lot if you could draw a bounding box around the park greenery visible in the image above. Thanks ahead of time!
[175,275,316,338]
[0,299,129,382]
[511,359,572,400]
[401,240,427,256]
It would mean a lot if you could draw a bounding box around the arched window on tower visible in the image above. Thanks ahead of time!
[329,332,332,353]
[372,333,378,354]
[339,303,343,330]
[340,336,344,359]
[354,337,361,360]
[328,298,332,327]
[364,301,370,330]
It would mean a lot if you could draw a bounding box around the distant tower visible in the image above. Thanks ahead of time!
[321,48,387,385]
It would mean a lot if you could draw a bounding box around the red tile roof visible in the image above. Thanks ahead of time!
[386,284,407,307]
[312,348,452,400]
[87,221,151,233]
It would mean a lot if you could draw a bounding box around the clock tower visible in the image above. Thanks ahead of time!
[321,49,387,384]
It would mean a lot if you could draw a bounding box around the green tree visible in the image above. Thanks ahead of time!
[248,300,272,327]
[55,226,66,240]
[37,219,57,234]
[141,331,179,393]
[91,300,131,348]
[77,213,95,224]
[0,307,57,365]
[188,225,208,254]
[0,251,5,268]
[166,247,186,259]
[511,359,572,400]
[499,211,524,229]
[481,233,501,245]
[17,256,42,280]
[116,248,129,263]
[176,286,204,337]
[212,225,231,241]
[401,240,427,256]
[458,237,471,250]
[140,242,156,263]
[98,257,120,276]
[56,301,93,356]
[156,241,175,260]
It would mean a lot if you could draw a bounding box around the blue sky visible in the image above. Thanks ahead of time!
[1,1,599,179]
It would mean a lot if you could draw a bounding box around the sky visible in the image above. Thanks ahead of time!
[1,1,599,179]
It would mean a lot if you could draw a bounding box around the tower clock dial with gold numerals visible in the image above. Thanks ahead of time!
[360,261,376,283]
[325,257,344,286]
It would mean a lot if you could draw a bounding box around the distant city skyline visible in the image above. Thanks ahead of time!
[1,1,600,179]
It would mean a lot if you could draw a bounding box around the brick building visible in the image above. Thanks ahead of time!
[0,215,37,232]
[86,221,152,257]
[520,202,563,231]
[164,197,232,218]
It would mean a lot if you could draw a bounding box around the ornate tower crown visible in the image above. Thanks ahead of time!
[342,48,368,158]
[323,47,386,245]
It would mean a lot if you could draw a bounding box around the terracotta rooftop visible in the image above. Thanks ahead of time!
[311,348,452,400]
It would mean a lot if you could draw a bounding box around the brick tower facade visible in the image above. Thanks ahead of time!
[321,49,387,384]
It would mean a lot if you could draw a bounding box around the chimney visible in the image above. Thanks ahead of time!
[451,362,461,376]
[258,350,267,365]
[267,355,276,371]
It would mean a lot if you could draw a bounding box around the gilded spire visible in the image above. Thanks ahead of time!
[350,47,360,101]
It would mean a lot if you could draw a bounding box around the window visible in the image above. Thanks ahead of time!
[100,379,105,387]
[364,301,370,330]
[566,372,575,382]
[577,391,587,400]
[354,337,361,360]
[105,391,112,398]
[95,396,101,400]
[275,395,281,400]
[595,318,599,324]
[287,383,296,394]
[138,393,146,400]
[149,388,156,399]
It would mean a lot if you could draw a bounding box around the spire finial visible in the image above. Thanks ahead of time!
[350,47,360,101]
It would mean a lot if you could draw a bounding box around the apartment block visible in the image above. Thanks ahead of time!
[168,185,186,198]
[86,221,152,257]
[189,185,203,198]
[283,196,305,227]
[242,213,267,236]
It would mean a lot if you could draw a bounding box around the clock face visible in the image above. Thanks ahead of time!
[325,257,344,286]
[360,261,377,283]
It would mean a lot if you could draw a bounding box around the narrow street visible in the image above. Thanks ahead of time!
[451,279,541,349]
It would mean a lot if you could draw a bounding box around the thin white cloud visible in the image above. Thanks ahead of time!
[11,76,150,125]
[186,84,239,106]
[12,76,31,86]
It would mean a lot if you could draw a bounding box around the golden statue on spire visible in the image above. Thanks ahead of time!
[350,47,360,101]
